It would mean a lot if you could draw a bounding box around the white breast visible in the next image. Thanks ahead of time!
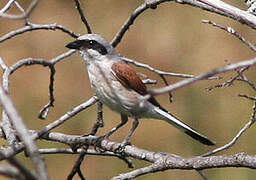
[86,59,149,117]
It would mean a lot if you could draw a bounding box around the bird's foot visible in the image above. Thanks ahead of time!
[115,141,131,155]
[93,134,111,153]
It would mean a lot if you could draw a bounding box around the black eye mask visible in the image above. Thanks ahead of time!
[66,39,108,55]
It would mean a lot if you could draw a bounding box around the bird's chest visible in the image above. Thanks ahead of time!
[85,61,146,116]
[86,62,113,90]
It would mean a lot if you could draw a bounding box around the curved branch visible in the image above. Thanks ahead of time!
[0,23,79,43]
[149,57,256,96]
[111,0,170,47]
[176,0,256,29]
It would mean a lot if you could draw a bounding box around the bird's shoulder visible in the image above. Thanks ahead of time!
[111,61,147,95]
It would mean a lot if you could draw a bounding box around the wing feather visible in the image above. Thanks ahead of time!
[111,61,167,112]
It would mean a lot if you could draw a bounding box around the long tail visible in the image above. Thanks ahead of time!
[153,107,215,146]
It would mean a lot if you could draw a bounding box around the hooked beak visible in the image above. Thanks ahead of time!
[65,40,84,50]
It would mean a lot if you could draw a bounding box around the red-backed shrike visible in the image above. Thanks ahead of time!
[66,34,214,146]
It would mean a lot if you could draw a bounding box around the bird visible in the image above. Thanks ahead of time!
[66,34,215,147]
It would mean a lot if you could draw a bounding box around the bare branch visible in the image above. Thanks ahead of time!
[50,50,76,64]
[39,148,134,168]
[111,164,158,180]
[149,57,256,96]
[0,85,48,180]
[0,50,75,123]
[14,1,26,13]
[38,66,56,119]
[238,94,256,101]
[202,19,256,52]
[142,78,157,84]
[0,0,40,19]
[87,101,104,136]
[0,0,16,14]
[197,170,209,180]
[202,102,256,157]
[0,57,8,71]
[35,96,98,139]
[67,148,87,180]
[111,0,256,48]
[0,23,79,43]
[122,57,220,79]
[74,0,92,33]
[179,0,256,29]
[0,164,25,179]
[237,76,256,91]
[2,154,37,180]
[38,132,256,171]
[111,0,169,47]
[159,74,173,102]
[206,67,248,91]
[0,97,98,161]
[1,0,256,179]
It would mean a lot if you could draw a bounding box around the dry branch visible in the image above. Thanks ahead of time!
[0,85,48,180]
[1,0,256,179]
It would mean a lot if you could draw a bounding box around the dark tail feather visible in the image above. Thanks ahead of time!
[184,130,215,146]
[153,107,215,146]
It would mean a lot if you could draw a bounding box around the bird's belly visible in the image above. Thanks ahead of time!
[94,85,147,117]
[87,63,148,117]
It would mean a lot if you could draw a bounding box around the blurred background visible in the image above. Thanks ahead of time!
[1,0,256,179]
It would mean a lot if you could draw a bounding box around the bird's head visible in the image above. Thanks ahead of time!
[66,34,115,62]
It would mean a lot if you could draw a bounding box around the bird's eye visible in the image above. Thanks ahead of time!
[89,40,94,45]
[86,39,108,55]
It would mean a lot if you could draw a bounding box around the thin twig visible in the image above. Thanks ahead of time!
[37,148,134,168]
[111,0,169,47]
[0,23,79,43]
[197,170,209,180]
[202,102,256,157]
[0,164,25,179]
[238,94,256,101]
[0,0,40,19]
[35,96,98,139]
[0,57,8,71]
[88,101,104,136]
[67,100,105,179]
[0,97,98,160]
[38,66,56,119]
[148,57,256,96]
[14,1,26,13]
[189,0,256,29]
[202,19,256,52]
[74,0,92,33]
[2,153,37,180]
[67,148,87,180]
[206,67,248,91]
[111,164,158,180]
[237,77,256,91]
[159,74,173,102]
[122,57,220,79]
[0,0,16,14]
